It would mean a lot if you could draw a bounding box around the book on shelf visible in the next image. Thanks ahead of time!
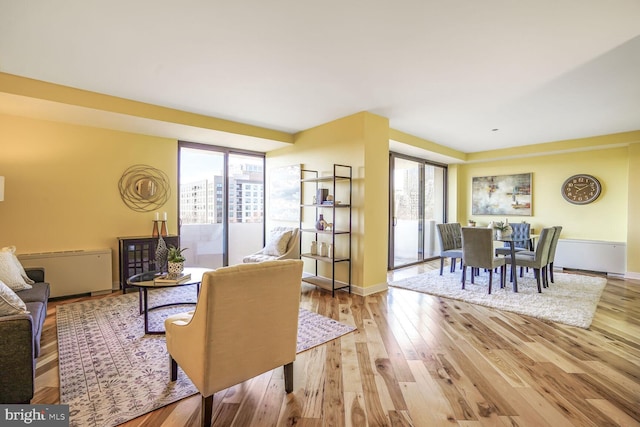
[153,272,191,284]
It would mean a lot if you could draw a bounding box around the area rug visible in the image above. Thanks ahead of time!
[56,286,355,427]
[389,269,606,329]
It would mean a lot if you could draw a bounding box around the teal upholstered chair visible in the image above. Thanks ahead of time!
[461,227,507,294]
[436,223,463,275]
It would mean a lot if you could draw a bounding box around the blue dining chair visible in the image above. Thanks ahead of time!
[495,222,530,256]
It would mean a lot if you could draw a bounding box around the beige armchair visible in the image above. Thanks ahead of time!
[242,226,300,263]
[165,259,304,427]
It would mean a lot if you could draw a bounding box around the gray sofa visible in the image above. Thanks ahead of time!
[0,268,50,403]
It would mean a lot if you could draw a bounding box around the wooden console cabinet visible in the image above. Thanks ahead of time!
[118,235,179,292]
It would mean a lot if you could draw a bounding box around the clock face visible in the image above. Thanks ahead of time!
[561,174,601,204]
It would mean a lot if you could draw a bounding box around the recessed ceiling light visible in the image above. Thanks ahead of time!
[491,128,499,132]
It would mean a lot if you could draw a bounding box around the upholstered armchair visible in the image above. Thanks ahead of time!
[165,259,304,427]
[243,226,300,263]
[436,223,463,275]
[461,227,506,294]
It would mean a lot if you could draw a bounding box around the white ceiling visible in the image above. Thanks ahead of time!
[1,0,639,154]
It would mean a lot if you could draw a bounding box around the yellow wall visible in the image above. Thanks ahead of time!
[267,112,389,293]
[0,113,178,287]
[2,102,638,292]
[627,143,640,274]
[457,147,629,242]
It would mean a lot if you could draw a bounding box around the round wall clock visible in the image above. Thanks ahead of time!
[561,174,602,204]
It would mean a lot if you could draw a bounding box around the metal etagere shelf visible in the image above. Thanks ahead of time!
[299,164,352,296]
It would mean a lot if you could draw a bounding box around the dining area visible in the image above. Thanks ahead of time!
[436,221,563,295]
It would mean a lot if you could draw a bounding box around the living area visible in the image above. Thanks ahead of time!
[2,2,640,425]
[1,109,639,426]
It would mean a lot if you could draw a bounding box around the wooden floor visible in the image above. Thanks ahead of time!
[34,260,640,426]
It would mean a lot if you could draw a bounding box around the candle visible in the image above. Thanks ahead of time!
[155,212,159,221]
[163,212,167,221]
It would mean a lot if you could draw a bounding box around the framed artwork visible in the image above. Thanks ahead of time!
[472,173,532,216]
[269,164,301,221]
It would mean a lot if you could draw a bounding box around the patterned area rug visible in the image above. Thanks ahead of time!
[389,269,606,329]
[56,286,355,427]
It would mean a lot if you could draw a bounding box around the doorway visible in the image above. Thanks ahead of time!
[178,142,265,268]
[389,153,447,269]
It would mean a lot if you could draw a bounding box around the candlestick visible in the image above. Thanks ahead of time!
[160,220,168,237]
[152,220,159,238]
[155,212,160,221]
[163,212,167,221]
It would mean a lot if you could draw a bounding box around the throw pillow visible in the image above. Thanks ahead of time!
[0,279,28,316]
[0,251,33,291]
[1,246,35,285]
[263,229,293,256]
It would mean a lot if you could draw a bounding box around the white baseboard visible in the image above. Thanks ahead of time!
[625,271,640,280]
[351,281,388,296]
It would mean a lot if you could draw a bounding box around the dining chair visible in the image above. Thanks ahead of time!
[514,227,555,293]
[546,225,563,283]
[461,227,506,294]
[436,223,463,275]
[495,222,530,256]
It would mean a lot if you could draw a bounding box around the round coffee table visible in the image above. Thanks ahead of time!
[127,267,213,335]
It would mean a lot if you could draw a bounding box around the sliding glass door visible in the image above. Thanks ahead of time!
[178,142,264,269]
[389,153,447,269]
[390,157,423,267]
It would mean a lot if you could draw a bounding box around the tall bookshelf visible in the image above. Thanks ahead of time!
[299,164,352,296]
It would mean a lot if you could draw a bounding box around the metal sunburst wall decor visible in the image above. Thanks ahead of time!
[118,164,171,212]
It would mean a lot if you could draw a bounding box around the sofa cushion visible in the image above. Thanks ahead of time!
[15,282,50,304]
[0,251,33,291]
[0,279,28,316]
[1,246,35,285]
[263,229,293,256]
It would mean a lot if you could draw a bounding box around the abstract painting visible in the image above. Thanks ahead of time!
[472,173,532,216]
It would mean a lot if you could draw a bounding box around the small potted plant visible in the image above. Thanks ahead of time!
[493,221,512,239]
[167,245,187,275]
[468,219,476,227]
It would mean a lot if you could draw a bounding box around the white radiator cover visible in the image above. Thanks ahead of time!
[553,239,626,275]
[18,249,112,297]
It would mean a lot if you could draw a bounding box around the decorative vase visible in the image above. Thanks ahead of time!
[168,261,184,275]
[316,214,325,230]
[319,242,328,257]
[155,236,168,272]
[310,241,317,255]
[496,230,503,240]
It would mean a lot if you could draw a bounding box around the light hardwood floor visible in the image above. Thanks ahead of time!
[33,260,640,426]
